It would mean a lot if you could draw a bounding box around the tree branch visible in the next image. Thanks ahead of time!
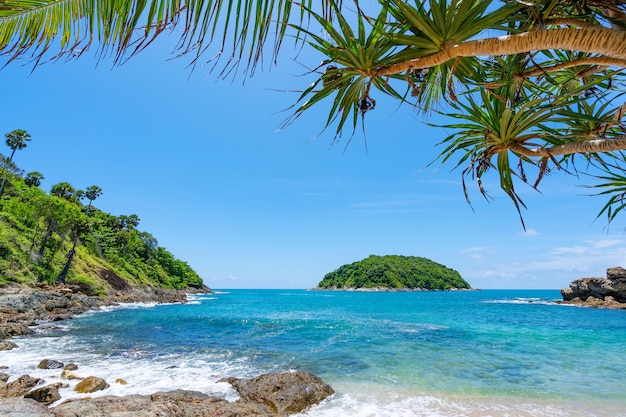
[519,57,626,78]
[509,137,626,157]
[374,27,626,77]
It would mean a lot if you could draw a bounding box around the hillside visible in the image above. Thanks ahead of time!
[317,255,471,290]
[0,168,205,295]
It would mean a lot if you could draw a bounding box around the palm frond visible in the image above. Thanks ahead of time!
[0,0,316,75]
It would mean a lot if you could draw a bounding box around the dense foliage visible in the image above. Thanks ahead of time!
[0,154,204,294]
[4,1,626,226]
[317,255,471,290]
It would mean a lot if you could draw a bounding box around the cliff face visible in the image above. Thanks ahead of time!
[560,267,626,309]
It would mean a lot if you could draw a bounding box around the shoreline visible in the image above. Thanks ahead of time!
[2,288,625,417]
[0,284,333,416]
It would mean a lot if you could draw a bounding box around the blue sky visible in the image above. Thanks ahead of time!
[2,36,626,290]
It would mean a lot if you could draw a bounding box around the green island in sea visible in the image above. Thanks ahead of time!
[316,254,471,291]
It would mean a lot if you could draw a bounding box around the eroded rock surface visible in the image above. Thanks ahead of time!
[561,266,626,308]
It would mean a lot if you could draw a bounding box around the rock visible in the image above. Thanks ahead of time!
[60,370,81,381]
[51,390,273,417]
[0,373,10,383]
[0,375,43,398]
[49,372,332,416]
[0,323,33,341]
[0,397,55,417]
[0,341,18,351]
[63,364,78,371]
[38,359,64,369]
[24,383,64,405]
[561,267,626,308]
[74,376,109,393]
[115,378,128,385]
[220,371,335,415]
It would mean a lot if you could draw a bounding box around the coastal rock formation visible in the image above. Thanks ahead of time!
[0,284,202,342]
[24,383,64,405]
[220,371,335,415]
[0,375,43,398]
[0,286,333,416]
[0,372,334,417]
[0,397,55,417]
[560,267,626,308]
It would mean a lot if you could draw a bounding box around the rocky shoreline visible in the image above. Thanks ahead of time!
[560,266,626,309]
[0,284,334,416]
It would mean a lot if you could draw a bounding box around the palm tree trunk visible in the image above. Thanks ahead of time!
[374,28,626,77]
[509,137,626,157]
[0,148,17,199]
[57,237,78,284]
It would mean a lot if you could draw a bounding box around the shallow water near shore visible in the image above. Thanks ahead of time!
[3,289,626,416]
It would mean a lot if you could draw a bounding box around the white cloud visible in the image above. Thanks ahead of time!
[460,246,495,260]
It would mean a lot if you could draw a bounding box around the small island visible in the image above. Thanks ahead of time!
[316,255,471,291]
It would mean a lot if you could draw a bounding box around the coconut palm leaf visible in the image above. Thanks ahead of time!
[0,0,315,74]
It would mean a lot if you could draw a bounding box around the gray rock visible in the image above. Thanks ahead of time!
[0,341,18,351]
[24,383,64,405]
[51,391,273,417]
[0,375,43,398]
[0,397,55,417]
[0,323,33,341]
[50,372,332,416]
[38,359,64,370]
[561,267,626,307]
[220,371,335,415]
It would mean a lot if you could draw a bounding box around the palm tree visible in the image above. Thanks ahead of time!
[50,182,76,200]
[24,171,44,187]
[84,185,102,207]
[0,129,31,198]
[3,1,626,223]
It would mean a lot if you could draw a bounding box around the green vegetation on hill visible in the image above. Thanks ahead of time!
[317,255,470,290]
[0,131,204,294]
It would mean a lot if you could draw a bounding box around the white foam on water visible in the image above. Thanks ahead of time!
[4,335,626,416]
[185,294,217,304]
[2,331,257,407]
[294,383,626,417]
[482,298,559,306]
[84,301,160,315]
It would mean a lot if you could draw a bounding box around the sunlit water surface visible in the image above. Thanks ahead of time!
[3,289,625,416]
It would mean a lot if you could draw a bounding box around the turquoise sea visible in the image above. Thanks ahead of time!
[4,289,626,416]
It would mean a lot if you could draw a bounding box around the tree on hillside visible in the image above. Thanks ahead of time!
[0,129,31,198]
[82,185,102,216]
[84,185,102,207]
[4,1,626,225]
[24,171,44,187]
[56,216,90,283]
[50,182,76,201]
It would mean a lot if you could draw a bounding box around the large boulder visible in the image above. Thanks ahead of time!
[50,371,332,417]
[0,323,33,341]
[561,267,626,307]
[50,391,273,417]
[38,360,64,370]
[24,383,64,405]
[220,371,335,415]
[0,375,43,398]
[0,397,55,417]
[74,376,109,393]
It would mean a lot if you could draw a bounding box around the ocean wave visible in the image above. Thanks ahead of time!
[294,383,626,417]
[482,297,559,306]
